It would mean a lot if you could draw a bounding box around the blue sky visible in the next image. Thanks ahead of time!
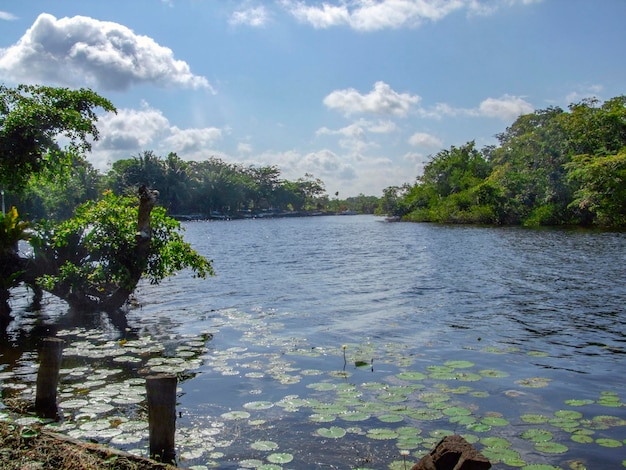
[1,1,625,197]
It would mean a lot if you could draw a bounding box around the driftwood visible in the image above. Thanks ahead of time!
[411,435,491,470]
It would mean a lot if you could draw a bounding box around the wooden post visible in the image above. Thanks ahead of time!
[146,374,177,464]
[35,337,64,419]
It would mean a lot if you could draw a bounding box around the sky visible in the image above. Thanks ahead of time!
[1,1,625,198]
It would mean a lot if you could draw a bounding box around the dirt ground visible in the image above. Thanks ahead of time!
[0,421,179,470]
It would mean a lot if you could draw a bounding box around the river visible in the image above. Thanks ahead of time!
[1,215,625,469]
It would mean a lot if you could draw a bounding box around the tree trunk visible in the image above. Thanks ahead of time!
[100,185,158,311]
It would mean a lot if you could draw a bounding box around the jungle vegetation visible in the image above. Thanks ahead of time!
[381,96,626,227]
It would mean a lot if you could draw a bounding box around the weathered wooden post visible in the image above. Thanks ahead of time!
[35,337,64,419]
[146,373,177,464]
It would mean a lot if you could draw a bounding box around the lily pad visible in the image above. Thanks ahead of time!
[444,360,474,369]
[521,429,553,442]
[243,401,274,410]
[595,438,623,448]
[267,453,294,464]
[366,428,399,440]
[534,442,568,454]
[515,377,552,388]
[396,371,427,381]
[251,440,279,451]
[480,437,511,448]
[316,426,346,439]
[443,406,472,417]
[221,411,250,420]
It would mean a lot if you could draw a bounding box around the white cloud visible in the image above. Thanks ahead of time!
[565,84,603,106]
[324,81,420,117]
[0,13,211,91]
[408,132,442,147]
[89,104,223,170]
[0,11,18,21]
[477,95,534,120]
[237,142,253,153]
[303,149,357,180]
[283,0,540,31]
[415,95,533,120]
[230,6,270,27]
[163,127,223,154]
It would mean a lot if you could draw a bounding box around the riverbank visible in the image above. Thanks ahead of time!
[0,421,178,470]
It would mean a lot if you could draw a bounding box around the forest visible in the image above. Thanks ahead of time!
[380,96,626,227]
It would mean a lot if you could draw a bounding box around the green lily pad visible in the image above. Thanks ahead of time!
[480,437,511,448]
[466,423,491,432]
[251,440,279,451]
[592,415,626,427]
[239,459,264,467]
[396,371,427,381]
[405,409,443,421]
[479,369,509,378]
[521,429,553,442]
[243,401,274,410]
[481,416,509,426]
[534,442,568,454]
[378,414,404,423]
[443,406,472,417]
[554,410,583,420]
[366,428,399,440]
[481,447,522,464]
[595,438,623,448]
[339,411,370,422]
[564,399,594,406]
[316,426,346,439]
[571,433,594,444]
[515,377,552,388]
[221,410,250,420]
[520,414,550,424]
[444,360,475,369]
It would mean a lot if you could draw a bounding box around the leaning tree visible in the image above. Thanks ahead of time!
[0,84,212,325]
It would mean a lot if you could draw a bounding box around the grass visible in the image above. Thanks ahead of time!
[0,421,178,470]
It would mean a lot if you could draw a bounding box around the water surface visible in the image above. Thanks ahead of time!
[2,216,625,469]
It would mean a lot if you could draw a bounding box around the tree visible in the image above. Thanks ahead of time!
[29,189,213,312]
[566,150,626,226]
[0,85,212,324]
[0,84,116,190]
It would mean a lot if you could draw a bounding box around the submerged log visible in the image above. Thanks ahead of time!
[411,435,491,470]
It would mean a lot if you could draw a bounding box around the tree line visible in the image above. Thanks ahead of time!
[6,147,379,222]
[381,96,626,227]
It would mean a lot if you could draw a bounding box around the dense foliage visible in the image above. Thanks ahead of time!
[0,84,115,191]
[389,96,626,227]
[33,191,213,310]
[105,152,329,216]
[0,84,214,317]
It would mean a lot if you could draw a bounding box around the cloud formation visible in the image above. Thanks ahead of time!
[417,95,534,120]
[282,0,539,31]
[477,94,534,120]
[324,81,420,117]
[0,11,18,21]
[408,132,442,147]
[90,105,223,170]
[0,13,211,91]
[230,6,270,27]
